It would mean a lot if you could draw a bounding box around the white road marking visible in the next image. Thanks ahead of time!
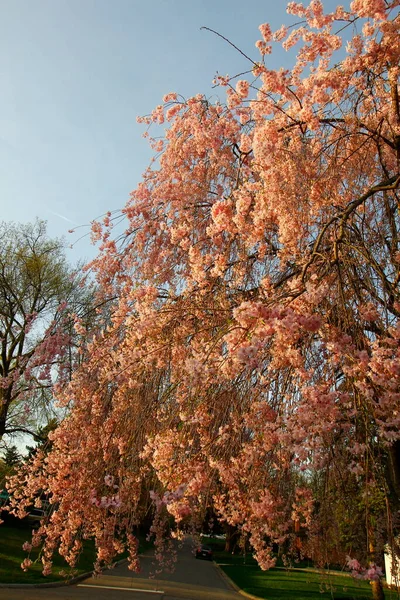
[78,583,164,594]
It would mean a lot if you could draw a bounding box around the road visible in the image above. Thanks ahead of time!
[0,539,243,600]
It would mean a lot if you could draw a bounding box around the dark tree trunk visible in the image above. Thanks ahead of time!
[386,441,400,511]
[224,524,240,553]
[371,579,385,600]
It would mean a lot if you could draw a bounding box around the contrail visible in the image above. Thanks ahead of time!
[48,210,78,225]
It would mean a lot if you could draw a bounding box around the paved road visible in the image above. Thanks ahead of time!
[0,587,158,600]
[0,539,242,600]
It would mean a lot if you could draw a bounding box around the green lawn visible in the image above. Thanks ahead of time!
[201,537,398,599]
[0,523,154,584]
[220,564,387,600]
[0,525,97,584]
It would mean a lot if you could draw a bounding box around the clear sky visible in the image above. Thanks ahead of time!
[0,0,344,265]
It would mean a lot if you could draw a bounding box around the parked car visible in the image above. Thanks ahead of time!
[195,544,213,560]
[26,507,47,528]
[24,498,52,528]
[0,489,9,508]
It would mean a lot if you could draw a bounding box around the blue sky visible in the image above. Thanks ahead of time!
[0,0,344,265]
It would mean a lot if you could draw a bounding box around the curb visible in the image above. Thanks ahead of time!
[0,558,127,589]
[213,561,263,600]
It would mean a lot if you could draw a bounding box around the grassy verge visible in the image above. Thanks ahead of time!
[203,541,399,600]
[0,525,97,584]
[0,523,151,585]
[219,564,397,600]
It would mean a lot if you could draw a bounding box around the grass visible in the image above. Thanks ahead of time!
[219,565,395,600]
[0,524,97,584]
[0,520,151,585]
[202,541,400,600]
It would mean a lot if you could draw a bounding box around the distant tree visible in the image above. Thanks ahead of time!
[0,445,21,491]
[0,220,88,441]
[3,445,21,468]
[0,459,6,490]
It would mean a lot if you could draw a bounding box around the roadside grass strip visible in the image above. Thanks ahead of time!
[0,525,97,584]
[218,563,400,600]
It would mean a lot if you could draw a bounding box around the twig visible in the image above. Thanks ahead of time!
[200,27,257,66]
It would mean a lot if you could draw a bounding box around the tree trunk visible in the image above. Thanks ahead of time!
[0,387,12,441]
[224,524,239,553]
[369,538,385,600]
[386,441,400,511]
[0,398,6,440]
[371,579,385,600]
